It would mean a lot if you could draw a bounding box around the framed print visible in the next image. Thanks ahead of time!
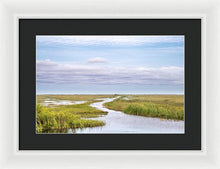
[19,19,201,150]
[4,0,220,168]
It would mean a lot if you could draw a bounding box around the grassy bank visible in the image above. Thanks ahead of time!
[48,102,108,118]
[36,95,111,133]
[104,95,184,120]
[36,104,105,133]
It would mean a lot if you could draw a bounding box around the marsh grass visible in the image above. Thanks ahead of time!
[36,104,105,133]
[36,95,110,133]
[104,95,184,120]
[124,103,184,120]
[49,102,107,118]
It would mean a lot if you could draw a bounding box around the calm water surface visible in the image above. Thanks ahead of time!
[70,97,184,134]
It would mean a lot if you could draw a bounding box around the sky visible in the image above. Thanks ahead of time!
[36,35,184,94]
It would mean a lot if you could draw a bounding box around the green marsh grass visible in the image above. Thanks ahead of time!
[36,104,105,133]
[49,102,107,118]
[104,95,184,120]
[36,95,110,133]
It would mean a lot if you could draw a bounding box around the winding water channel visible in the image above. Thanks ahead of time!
[70,97,184,134]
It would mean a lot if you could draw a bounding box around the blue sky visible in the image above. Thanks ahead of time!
[36,36,184,94]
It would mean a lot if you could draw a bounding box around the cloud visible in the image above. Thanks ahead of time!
[88,57,108,63]
[37,60,184,86]
[36,35,184,47]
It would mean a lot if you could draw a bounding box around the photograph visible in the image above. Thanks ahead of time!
[36,35,185,134]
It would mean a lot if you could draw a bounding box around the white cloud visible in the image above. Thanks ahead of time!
[36,35,184,46]
[88,57,108,63]
[37,60,184,86]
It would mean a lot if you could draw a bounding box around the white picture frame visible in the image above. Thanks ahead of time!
[0,0,219,168]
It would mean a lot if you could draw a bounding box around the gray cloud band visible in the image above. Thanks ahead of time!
[37,60,184,85]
